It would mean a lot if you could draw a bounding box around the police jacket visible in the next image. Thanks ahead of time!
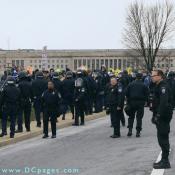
[0,84,21,108]
[61,78,75,103]
[106,84,124,108]
[18,79,33,102]
[153,80,173,121]
[126,79,149,103]
[32,78,47,98]
[41,89,61,112]
[74,86,86,103]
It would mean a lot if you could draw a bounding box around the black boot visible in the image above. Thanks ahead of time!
[136,131,141,137]
[153,159,171,169]
[15,129,23,133]
[42,135,49,139]
[110,128,120,138]
[127,128,132,137]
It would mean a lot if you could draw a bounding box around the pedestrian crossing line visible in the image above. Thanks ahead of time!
[150,151,164,175]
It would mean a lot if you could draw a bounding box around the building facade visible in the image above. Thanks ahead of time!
[0,48,175,74]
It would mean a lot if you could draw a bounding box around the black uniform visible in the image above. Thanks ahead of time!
[0,79,21,138]
[32,74,47,127]
[61,77,75,119]
[73,77,86,126]
[106,83,124,137]
[41,89,61,137]
[126,78,149,136]
[151,80,173,165]
[17,78,33,132]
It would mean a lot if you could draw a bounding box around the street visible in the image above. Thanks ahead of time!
[0,108,174,175]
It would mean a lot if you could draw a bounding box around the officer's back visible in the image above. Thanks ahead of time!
[18,72,32,99]
[32,72,47,97]
[126,73,149,104]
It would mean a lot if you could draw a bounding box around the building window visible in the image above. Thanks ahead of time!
[118,59,121,69]
[57,60,59,63]
[57,65,59,68]
[83,59,86,66]
[52,65,55,68]
[48,60,50,63]
[52,60,55,63]
[87,60,91,69]
[12,60,15,66]
[109,59,113,68]
[39,60,41,63]
[21,60,24,67]
[101,59,104,66]
[123,59,126,69]
[127,60,130,67]
[39,65,41,68]
[74,59,77,70]
[105,59,108,68]
[92,59,95,70]
[61,65,64,68]
[30,60,32,63]
[16,60,19,66]
[35,60,37,63]
[96,59,99,69]
[61,60,63,63]
[78,60,81,67]
[114,59,117,69]
[48,65,50,69]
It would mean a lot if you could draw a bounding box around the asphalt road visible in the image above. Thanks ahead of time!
[0,108,174,175]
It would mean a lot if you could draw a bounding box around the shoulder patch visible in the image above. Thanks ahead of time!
[81,88,85,92]
[118,87,122,93]
[161,87,166,94]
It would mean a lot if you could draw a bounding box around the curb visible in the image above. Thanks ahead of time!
[0,112,106,148]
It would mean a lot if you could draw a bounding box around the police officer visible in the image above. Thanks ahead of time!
[16,72,33,133]
[151,70,173,169]
[41,81,61,138]
[94,71,104,113]
[125,73,149,137]
[61,71,75,120]
[0,76,21,138]
[32,71,47,127]
[106,77,124,138]
[72,71,87,126]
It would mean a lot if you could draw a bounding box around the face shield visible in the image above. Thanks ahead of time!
[75,78,83,88]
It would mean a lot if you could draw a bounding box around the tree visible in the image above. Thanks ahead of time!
[123,0,175,72]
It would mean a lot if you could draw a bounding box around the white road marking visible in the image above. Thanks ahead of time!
[151,151,165,175]
[151,149,172,175]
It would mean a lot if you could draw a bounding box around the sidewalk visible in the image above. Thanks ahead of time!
[0,111,106,148]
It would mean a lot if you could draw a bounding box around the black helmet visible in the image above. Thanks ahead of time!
[7,76,15,85]
[18,71,27,79]
[36,71,44,78]
[76,70,83,77]
[52,72,59,79]
[66,71,73,78]
[136,73,143,79]
[167,71,175,79]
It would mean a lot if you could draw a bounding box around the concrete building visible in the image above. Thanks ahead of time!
[0,48,175,74]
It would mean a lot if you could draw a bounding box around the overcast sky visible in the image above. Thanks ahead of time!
[0,0,174,50]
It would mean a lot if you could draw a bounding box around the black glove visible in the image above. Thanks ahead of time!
[151,114,160,125]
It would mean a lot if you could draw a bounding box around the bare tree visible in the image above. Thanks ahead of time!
[123,0,175,72]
